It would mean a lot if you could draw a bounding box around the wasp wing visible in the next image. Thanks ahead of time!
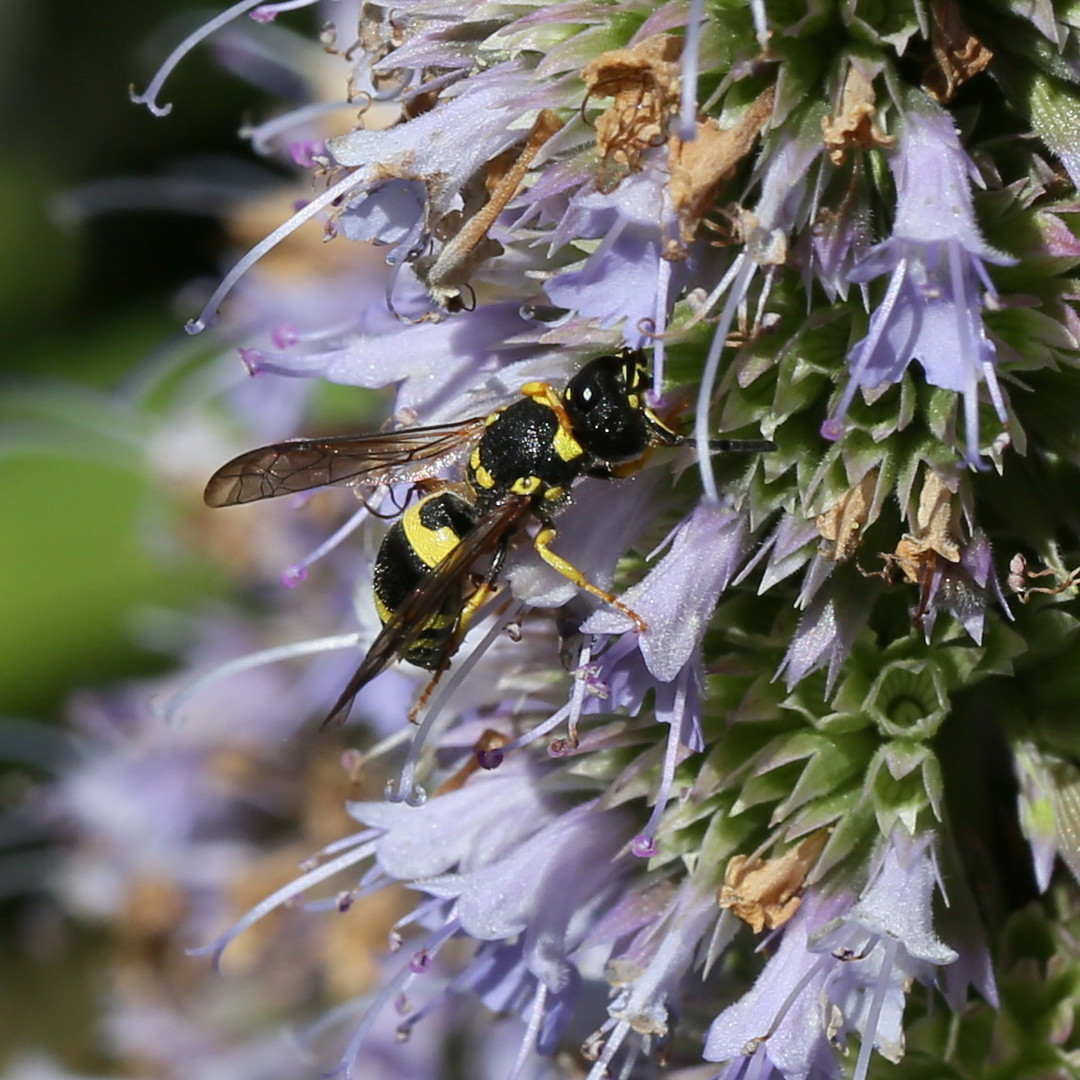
[204,417,489,507]
[321,495,529,730]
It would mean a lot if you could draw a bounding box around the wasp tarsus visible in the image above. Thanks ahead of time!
[204,351,774,727]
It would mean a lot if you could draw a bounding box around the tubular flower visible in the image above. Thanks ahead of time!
[707,835,967,1080]
[822,97,1017,468]
[23,2,1080,1080]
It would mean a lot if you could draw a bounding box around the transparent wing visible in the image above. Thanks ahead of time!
[321,495,528,730]
[204,417,489,507]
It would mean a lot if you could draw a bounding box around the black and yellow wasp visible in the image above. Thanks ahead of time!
[204,351,773,727]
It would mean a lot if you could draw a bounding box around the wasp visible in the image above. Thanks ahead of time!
[204,352,773,727]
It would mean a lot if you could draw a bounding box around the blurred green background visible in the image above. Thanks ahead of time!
[0,0,280,723]
[0,3,282,1069]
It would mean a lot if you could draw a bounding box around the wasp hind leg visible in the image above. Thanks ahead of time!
[532,526,647,632]
[407,533,513,723]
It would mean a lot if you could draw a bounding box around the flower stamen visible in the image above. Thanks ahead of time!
[156,631,362,724]
[130,0,286,116]
[281,498,379,588]
[187,838,380,970]
[695,253,755,502]
[677,0,705,141]
[632,666,692,858]
[186,168,373,333]
[852,937,900,1080]
[506,982,548,1080]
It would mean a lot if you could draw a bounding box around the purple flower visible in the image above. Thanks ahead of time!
[581,884,719,1079]
[706,893,846,1080]
[583,500,753,682]
[422,801,631,980]
[804,183,873,303]
[327,66,538,259]
[339,772,637,1075]
[822,101,1016,468]
[541,157,690,348]
[353,758,561,880]
[576,502,753,855]
[913,529,1011,644]
[242,293,549,420]
[708,833,965,1080]
[777,582,875,694]
[815,833,960,1079]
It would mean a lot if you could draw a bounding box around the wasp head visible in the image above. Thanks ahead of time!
[562,352,662,463]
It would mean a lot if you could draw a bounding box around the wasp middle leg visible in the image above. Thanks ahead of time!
[532,525,648,632]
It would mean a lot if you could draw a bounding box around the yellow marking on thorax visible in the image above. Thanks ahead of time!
[510,475,543,495]
[644,405,679,441]
[402,504,463,569]
[544,485,565,502]
[519,380,555,401]
[552,424,583,462]
[469,447,496,490]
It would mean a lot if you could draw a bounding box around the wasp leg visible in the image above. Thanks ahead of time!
[408,532,514,723]
[408,671,444,725]
[532,526,647,632]
[519,380,575,433]
[586,451,653,481]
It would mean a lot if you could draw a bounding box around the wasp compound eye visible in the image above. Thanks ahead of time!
[563,354,650,464]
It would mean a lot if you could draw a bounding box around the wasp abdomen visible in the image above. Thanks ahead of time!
[372,491,479,669]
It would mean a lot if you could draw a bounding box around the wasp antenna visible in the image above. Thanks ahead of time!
[708,438,777,453]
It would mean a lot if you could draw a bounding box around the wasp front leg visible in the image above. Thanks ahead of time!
[585,452,653,481]
[532,525,648,632]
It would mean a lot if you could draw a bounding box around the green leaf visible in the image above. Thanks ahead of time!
[1017,71,1080,185]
